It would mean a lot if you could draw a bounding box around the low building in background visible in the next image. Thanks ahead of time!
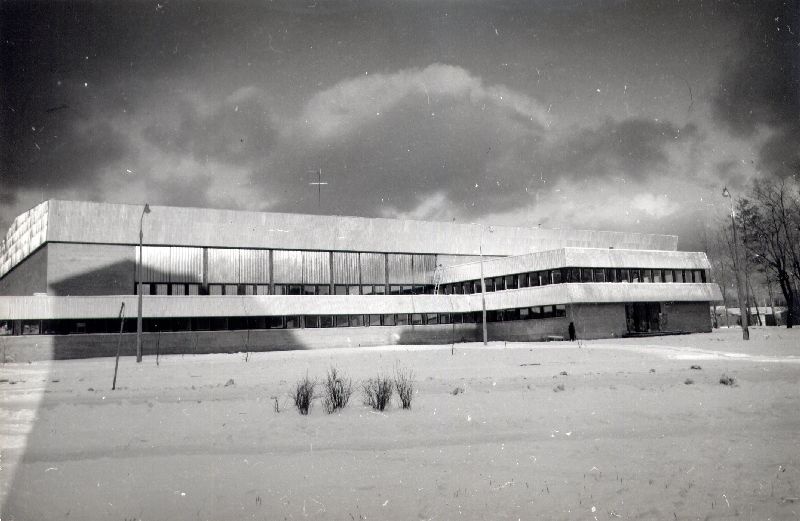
[0,200,722,361]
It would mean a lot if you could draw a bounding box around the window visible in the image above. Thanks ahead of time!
[472,281,482,293]
[555,305,567,317]
[156,283,169,295]
[187,284,201,295]
[411,313,423,325]
[664,269,674,283]
[530,272,540,286]
[541,306,554,318]
[335,315,349,327]
[270,316,285,328]
[619,269,630,283]
[320,315,334,328]
[519,307,530,320]
[317,285,330,295]
[402,285,413,295]
[362,285,374,295]
[287,285,302,295]
[396,313,409,326]
[348,285,360,295]
[594,268,606,282]
[630,269,640,283]
[194,317,211,330]
[452,284,463,294]
[439,313,450,324]
[373,285,385,295]
[643,269,652,283]
[580,268,593,283]
[334,285,348,295]
[285,316,300,328]
[462,312,476,323]
[172,284,186,295]
[350,314,364,327]
[389,285,403,295]
[425,313,438,325]
[211,317,228,330]
[604,268,616,282]
[304,315,320,328]
[303,285,316,295]
[518,273,529,288]
[674,270,684,283]
[494,277,505,291]
[568,268,581,283]
[551,270,562,284]
[505,275,517,290]
[382,314,396,326]
[413,285,425,295]
[369,314,382,326]
[653,270,663,283]
[209,284,224,295]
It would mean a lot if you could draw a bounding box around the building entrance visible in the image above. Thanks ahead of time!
[625,302,661,333]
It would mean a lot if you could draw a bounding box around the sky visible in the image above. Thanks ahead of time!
[1,0,798,251]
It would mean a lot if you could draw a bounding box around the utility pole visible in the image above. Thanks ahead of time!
[478,224,491,346]
[137,203,151,362]
[722,187,749,340]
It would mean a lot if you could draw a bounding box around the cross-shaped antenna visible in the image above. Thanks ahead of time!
[308,168,328,209]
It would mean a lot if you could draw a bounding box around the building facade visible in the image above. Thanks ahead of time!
[0,200,721,361]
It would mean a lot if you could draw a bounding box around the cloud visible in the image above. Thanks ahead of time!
[712,0,800,178]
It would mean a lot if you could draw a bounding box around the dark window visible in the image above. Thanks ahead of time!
[402,285,413,295]
[551,270,562,284]
[451,313,463,324]
[270,316,285,328]
[619,269,630,283]
[287,285,302,295]
[389,285,402,295]
[335,315,349,327]
[505,275,517,290]
[452,284,463,294]
[505,308,520,321]
[462,312,476,323]
[439,313,450,324]
[369,314,382,326]
[317,285,330,295]
[642,269,652,283]
[530,272,541,286]
[211,317,228,330]
[541,306,554,318]
[494,277,504,291]
[473,281,482,293]
[594,268,605,282]
[519,307,530,320]
[194,317,211,330]
[350,314,364,327]
[664,269,674,283]
[304,315,320,328]
[518,274,529,288]
[411,313,423,325]
[630,269,640,283]
[320,315,334,328]
[581,268,593,283]
[285,316,300,328]
[462,282,472,294]
[382,314,396,326]
[555,305,567,317]
[604,268,616,282]
[334,285,348,295]
[653,270,663,283]
[567,268,580,283]
[414,285,425,295]
[396,313,409,326]
[303,285,316,295]
[530,307,542,319]
[425,313,438,325]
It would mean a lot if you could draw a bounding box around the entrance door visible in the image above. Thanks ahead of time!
[625,302,661,333]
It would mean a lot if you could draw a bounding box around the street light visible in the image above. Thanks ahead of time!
[136,203,151,362]
[722,187,749,340]
[478,224,493,346]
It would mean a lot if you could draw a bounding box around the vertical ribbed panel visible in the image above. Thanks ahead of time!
[413,254,437,284]
[273,250,303,283]
[302,251,330,283]
[207,248,240,283]
[360,253,386,283]
[138,246,170,282]
[169,247,203,282]
[332,252,360,284]
[239,249,270,283]
[388,254,414,284]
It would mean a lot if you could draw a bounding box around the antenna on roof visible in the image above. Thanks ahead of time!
[308,168,328,209]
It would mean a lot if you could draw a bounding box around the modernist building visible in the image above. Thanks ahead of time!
[0,200,721,361]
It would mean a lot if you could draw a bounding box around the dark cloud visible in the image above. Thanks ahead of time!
[712,0,800,177]
[542,119,697,182]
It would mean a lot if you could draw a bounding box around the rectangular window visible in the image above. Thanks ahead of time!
[382,314,396,326]
[425,313,438,325]
[303,285,316,295]
[194,317,210,330]
[285,316,300,329]
[171,284,186,295]
[362,285,374,295]
[604,268,616,282]
[653,270,663,283]
[287,285,302,295]
[530,272,540,287]
[411,313,423,325]
[519,307,530,320]
[348,285,360,295]
[320,315,334,328]
[472,281,482,293]
[541,306,554,318]
[505,275,517,290]
[464,312,478,323]
[350,314,364,327]
[674,270,684,283]
[402,285,413,295]
[273,284,285,295]
[317,285,330,295]
[619,269,630,283]
[187,284,200,295]
[555,304,567,317]
[439,313,450,324]
[335,315,349,327]
[664,269,674,283]
[369,314,382,326]
[518,273,529,288]
[630,269,640,283]
[334,285,348,295]
[451,313,463,324]
[389,285,402,295]
[452,284,463,294]
[551,270,562,284]
[581,268,593,283]
[211,317,228,330]
[156,283,169,295]
[413,285,425,295]
[373,285,385,295]
[643,269,652,283]
[494,277,505,291]
[268,316,284,328]
[304,315,320,328]
[209,284,224,295]
[506,308,520,321]
[594,268,605,282]
[396,313,409,326]
[568,268,580,283]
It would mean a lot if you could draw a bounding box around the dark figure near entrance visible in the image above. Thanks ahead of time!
[568,322,576,341]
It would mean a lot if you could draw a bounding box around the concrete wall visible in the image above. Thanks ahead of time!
[0,323,482,362]
[47,243,135,296]
[0,246,47,296]
[568,303,628,339]
[486,317,571,342]
[664,301,712,333]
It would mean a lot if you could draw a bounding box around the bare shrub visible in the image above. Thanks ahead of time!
[362,375,393,411]
[323,367,353,414]
[719,374,736,386]
[293,375,316,415]
[394,365,415,410]
[553,383,565,392]
[684,378,694,385]
[452,386,464,395]
[690,365,702,370]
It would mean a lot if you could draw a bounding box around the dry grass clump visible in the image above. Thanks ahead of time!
[362,375,393,411]
[394,365,415,410]
[322,367,353,414]
[684,378,694,385]
[553,383,566,392]
[719,374,736,386]
[690,365,702,370]
[293,375,316,415]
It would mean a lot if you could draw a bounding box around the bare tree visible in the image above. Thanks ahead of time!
[737,178,800,328]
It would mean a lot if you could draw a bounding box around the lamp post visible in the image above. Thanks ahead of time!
[478,224,492,346]
[722,187,749,340]
[136,203,151,362]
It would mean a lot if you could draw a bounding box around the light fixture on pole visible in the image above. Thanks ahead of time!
[136,203,151,362]
[308,168,328,209]
[722,187,749,340]
[478,224,491,346]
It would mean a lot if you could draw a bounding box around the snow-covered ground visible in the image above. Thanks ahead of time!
[2,327,799,520]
